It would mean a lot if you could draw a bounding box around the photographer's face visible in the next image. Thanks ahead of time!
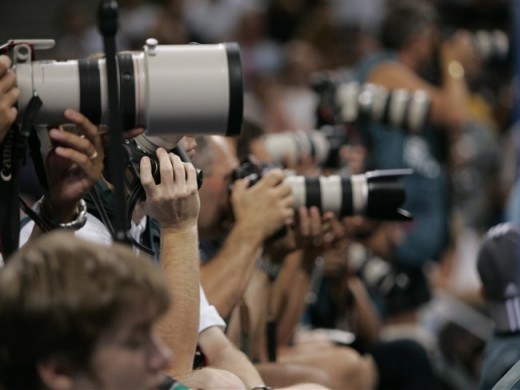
[198,136,239,237]
[178,136,197,158]
[72,298,170,390]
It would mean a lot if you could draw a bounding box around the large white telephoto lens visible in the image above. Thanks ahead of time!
[263,130,330,166]
[15,40,243,136]
[284,169,412,220]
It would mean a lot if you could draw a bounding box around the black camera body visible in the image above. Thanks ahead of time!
[230,159,276,187]
[121,135,203,191]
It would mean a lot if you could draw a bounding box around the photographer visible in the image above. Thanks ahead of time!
[194,133,381,388]
[22,109,105,243]
[91,135,321,390]
[0,231,188,390]
[230,120,443,389]
[476,223,520,390]
[352,0,477,324]
[0,54,19,144]
[20,135,251,389]
[195,135,295,319]
[235,207,379,389]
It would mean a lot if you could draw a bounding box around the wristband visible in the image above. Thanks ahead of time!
[250,385,274,390]
[38,196,88,231]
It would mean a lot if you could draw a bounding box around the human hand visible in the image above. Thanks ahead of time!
[0,55,19,143]
[283,150,320,176]
[339,144,366,175]
[141,147,200,230]
[231,168,294,242]
[46,109,104,222]
[441,30,479,69]
[294,206,346,270]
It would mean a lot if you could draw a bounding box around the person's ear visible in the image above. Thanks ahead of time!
[37,356,75,390]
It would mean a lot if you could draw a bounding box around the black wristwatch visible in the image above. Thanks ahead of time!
[250,385,274,390]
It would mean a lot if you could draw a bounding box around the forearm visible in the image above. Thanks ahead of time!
[348,277,381,345]
[437,58,470,130]
[200,225,263,318]
[208,343,265,388]
[176,367,247,390]
[157,226,200,376]
[226,269,272,362]
[277,265,311,347]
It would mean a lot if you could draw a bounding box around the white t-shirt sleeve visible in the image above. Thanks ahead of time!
[199,285,226,333]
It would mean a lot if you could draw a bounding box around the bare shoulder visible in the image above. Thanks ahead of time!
[367,62,428,91]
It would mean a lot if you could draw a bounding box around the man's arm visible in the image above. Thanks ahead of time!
[198,326,265,388]
[200,169,294,318]
[140,149,201,377]
[369,31,476,130]
[27,109,104,242]
[273,208,342,346]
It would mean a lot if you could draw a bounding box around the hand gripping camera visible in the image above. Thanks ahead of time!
[0,34,244,257]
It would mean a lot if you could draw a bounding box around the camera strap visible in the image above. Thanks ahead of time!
[0,95,42,260]
[98,0,130,244]
[28,125,49,193]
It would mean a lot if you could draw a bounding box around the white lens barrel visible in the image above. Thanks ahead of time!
[388,89,410,129]
[285,175,306,209]
[142,43,239,135]
[407,90,430,133]
[350,174,368,215]
[318,175,343,215]
[371,85,389,122]
[16,61,82,125]
[264,130,330,165]
[338,82,360,122]
[264,132,301,164]
[15,42,243,136]
[284,174,359,217]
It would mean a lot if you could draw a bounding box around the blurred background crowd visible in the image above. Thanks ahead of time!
[0,0,518,388]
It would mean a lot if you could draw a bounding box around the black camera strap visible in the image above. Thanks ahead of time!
[98,0,130,244]
[28,127,49,193]
[0,127,19,258]
[0,95,42,260]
